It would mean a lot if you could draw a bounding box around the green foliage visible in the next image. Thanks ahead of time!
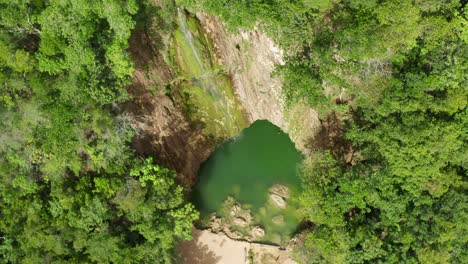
[0,36,34,109]
[177,0,306,35]
[183,0,467,262]
[36,0,137,104]
[0,1,198,263]
[295,2,467,263]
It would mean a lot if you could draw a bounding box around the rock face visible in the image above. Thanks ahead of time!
[126,10,320,185]
[196,13,321,155]
[124,25,215,186]
[197,13,285,128]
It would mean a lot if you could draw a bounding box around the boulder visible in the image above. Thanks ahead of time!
[270,184,289,199]
[251,226,265,238]
[233,217,249,227]
[230,203,241,216]
[270,193,287,208]
[269,184,289,208]
[210,215,223,233]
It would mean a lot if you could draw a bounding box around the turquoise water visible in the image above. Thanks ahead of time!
[192,120,303,244]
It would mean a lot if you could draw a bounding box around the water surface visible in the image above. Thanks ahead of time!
[193,120,303,244]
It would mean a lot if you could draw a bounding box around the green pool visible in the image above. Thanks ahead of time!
[192,120,304,244]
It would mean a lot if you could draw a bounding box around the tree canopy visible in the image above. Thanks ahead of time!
[0,1,198,263]
[1,0,467,263]
[178,0,468,263]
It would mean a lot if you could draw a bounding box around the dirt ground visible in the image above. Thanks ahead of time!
[177,229,297,264]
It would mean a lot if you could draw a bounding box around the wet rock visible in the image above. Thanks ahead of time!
[233,217,249,227]
[251,226,265,238]
[224,197,252,226]
[270,184,290,199]
[210,215,223,233]
[230,203,241,216]
[210,215,245,239]
[224,227,243,240]
[270,193,287,208]
[269,184,289,208]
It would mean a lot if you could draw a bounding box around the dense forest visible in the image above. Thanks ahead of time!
[0,1,197,263]
[179,0,467,263]
[0,0,467,263]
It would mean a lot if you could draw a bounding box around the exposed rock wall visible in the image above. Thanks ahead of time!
[196,13,320,155]
[196,14,286,128]
[124,28,214,186]
[125,10,321,184]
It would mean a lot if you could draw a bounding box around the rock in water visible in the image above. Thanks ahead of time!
[230,203,241,216]
[269,193,287,208]
[210,215,223,233]
[269,184,289,208]
[270,184,290,199]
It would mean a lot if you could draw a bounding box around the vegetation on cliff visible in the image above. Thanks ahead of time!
[0,1,197,262]
[179,0,467,263]
[1,0,467,263]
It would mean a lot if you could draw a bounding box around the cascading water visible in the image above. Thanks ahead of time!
[174,9,246,138]
[177,8,206,74]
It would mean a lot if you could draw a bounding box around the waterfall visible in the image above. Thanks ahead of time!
[174,8,244,135]
[177,8,206,73]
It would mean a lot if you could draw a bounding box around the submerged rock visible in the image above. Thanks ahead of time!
[272,215,284,225]
[230,203,241,216]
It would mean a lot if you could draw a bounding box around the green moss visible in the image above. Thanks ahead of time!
[170,10,247,139]
[173,30,205,77]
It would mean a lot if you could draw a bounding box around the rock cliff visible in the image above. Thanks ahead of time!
[124,27,214,186]
[196,13,321,155]
[125,10,321,184]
